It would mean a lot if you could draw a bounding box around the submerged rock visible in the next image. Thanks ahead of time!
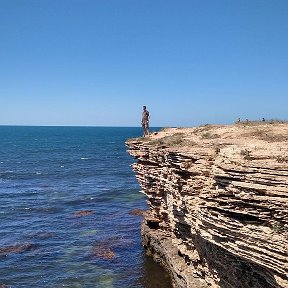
[26,231,54,240]
[73,210,95,217]
[90,235,135,260]
[0,243,34,255]
[91,245,115,260]
[129,209,147,216]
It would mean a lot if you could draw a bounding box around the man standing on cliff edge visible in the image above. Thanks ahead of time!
[142,106,150,137]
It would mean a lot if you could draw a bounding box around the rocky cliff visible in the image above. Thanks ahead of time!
[126,122,288,288]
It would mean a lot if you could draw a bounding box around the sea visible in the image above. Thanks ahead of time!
[0,126,172,288]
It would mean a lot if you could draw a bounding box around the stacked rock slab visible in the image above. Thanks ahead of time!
[126,123,288,288]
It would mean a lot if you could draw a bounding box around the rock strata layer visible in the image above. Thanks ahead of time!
[126,123,288,288]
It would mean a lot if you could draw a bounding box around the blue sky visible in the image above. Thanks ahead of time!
[0,0,287,127]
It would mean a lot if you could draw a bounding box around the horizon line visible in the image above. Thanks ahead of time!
[0,124,165,128]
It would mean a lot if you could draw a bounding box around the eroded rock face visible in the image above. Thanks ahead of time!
[126,123,288,288]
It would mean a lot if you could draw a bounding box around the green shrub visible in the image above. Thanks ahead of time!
[201,132,220,139]
[240,149,252,160]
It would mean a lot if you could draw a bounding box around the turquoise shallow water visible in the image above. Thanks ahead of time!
[0,126,172,288]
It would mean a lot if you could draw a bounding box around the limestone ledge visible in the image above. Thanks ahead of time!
[126,123,288,288]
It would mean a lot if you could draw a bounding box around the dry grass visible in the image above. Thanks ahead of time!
[126,136,150,143]
[240,128,288,143]
[148,133,185,146]
[215,146,221,155]
[147,133,197,148]
[201,132,220,139]
[271,222,287,234]
[276,155,288,163]
[194,124,222,134]
[240,149,252,160]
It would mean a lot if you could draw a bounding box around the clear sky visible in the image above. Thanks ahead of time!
[0,0,287,127]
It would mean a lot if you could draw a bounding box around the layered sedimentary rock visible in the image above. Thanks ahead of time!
[126,122,288,288]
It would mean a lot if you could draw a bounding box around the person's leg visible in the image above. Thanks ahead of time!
[144,123,148,137]
[142,124,145,137]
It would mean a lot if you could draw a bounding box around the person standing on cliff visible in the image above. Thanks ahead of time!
[142,106,150,137]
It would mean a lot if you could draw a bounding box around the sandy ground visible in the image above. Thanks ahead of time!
[140,122,288,163]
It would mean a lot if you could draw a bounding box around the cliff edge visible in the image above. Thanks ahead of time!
[126,122,288,288]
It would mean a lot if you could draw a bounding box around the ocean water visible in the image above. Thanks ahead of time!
[0,126,172,288]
